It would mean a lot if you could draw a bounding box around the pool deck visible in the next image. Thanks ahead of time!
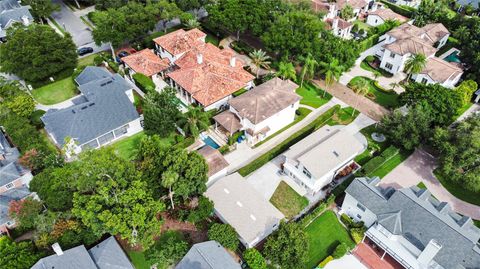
[438,47,460,62]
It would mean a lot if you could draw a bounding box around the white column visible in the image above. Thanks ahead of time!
[362,234,366,243]
[381,249,387,260]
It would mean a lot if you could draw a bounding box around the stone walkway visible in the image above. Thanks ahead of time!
[313,79,389,121]
[381,148,480,220]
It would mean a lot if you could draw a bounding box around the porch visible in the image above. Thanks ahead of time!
[212,110,242,143]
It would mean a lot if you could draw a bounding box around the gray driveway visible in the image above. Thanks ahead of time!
[381,149,480,219]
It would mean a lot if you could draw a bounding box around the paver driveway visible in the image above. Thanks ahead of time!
[381,149,480,220]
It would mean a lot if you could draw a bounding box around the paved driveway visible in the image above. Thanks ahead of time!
[380,149,480,219]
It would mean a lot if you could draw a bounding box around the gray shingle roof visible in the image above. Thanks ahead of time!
[88,236,134,269]
[0,130,30,186]
[31,236,134,269]
[75,66,113,86]
[346,178,480,269]
[41,69,139,147]
[0,186,31,225]
[0,0,32,38]
[175,241,241,269]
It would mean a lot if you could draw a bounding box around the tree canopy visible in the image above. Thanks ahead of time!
[22,0,59,19]
[143,87,181,137]
[0,237,40,269]
[207,223,239,251]
[0,24,77,82]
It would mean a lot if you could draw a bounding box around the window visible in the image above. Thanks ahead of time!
[421,78,428,84]
[5,183,14,189]
[390,52,395,58]
[385,63,393,70]
[114,124,129,137]
[302,167,312,179]
[356,214,362,219]
[356,203,366,212]
[98,132,115,145]
[82,139,99,150]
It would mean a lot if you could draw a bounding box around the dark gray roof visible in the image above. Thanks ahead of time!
[346,178,480,269]
[88,236,134,269]
[0,130,30,186]
[31,236,134,269]
[0,186,31,225]
[176,241,241,269]
[75,66,113,86]
[41,70,139,147]
[0,0,32,38]
[31,245,98,269]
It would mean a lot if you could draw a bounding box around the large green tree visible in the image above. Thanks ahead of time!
[404,53,427,81]
[177,106,210,138]
[143,87,181,137]
[30,166,75,211]
[0,80,35,118]
[0,237,40,269]
[249,49,271,78]
[243,248,267,269]
[263,221,308,269]
[145,231,189,268]
[207,223,239,251]
[319,58,343,96]
[0,24,77,82]
[433,115,480,192]
[455,80,478,105]
[276,62,297,81]
[8,197,43,230]
[207,0,252,40]
[22,0,60,19]
[399,82,462,126]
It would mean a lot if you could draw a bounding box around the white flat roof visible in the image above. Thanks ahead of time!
[205,173,285,246]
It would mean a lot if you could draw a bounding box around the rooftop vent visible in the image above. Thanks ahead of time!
[333,150,339,157]
[250,214,256,221]
[223,188,230,194]
[236,201,243,207]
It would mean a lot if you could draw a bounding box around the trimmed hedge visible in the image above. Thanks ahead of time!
[359,34,380,51]
[332,242,349,259]
[379,0,414,17]
[232,88,247,97]
[132,73,155,93]
[350,227,367,244]
[361,145,400,175]
[380,145,400,159]
[299,194,335,226]
[237,105,340,176]
[318,256,334,268]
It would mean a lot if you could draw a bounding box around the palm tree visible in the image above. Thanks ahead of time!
[299,53,318,87]
[177,106,210,138]
[276,62,297,81]
[350,78,370,116]
[404,53,427,82]
[184,18,201,30]
[249,49,271,78]
[318,58,343,97]
[161,170,178,210]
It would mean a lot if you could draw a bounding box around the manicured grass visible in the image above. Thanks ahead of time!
[110,132,147,160]
[32,77,78,105]
[270,181,308,218]
[254,107,312,147]
[434,169,480,206]
[238,105,340,176]
[355,125,390,165]
[327,107,359,126]
[456,102,473,118]
[127,250,150,269]
[304,210,355,269]
[348,76,399,109]
[205,33,220,46]
[77,53,98,67]
[417,182,427,189]
[360,60,378,73]
[367,150,411,178]
[295,82,332,108]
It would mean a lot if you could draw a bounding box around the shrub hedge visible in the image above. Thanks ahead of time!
[332,242,349,259]
[132,73,155,93]
[237,105,340,176]
[232,88,247,97]
[359,34,380,51]
[379,0,414,17]
[361,145,400,175]
[318,256,334,268]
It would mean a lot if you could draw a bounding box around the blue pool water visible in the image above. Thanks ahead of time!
[443,51,461,63]
[202,136,220,149]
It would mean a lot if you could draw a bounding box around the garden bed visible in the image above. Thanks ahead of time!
[270,181,308,219]
[348,76,399,109]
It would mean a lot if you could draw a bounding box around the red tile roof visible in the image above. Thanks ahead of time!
[168,42,254,107]
[122,49,170,77]
[153,28,206,56]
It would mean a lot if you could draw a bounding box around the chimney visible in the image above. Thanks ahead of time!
[371,3,378,12]
[52,243,64,256]
[417,239,442,266]
[230,56,236,67]
[196,53,203,64]
[21,15,29,26]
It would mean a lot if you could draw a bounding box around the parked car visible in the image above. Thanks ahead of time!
[77,47,93,56]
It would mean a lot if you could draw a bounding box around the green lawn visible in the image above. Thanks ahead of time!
[205,33,220,46]
[110,132,147,160]
[304,210,355,269]
[355,125,390,165]
[78,53,98,67]
[366,150,411,178]
[417,182,427,189]
[434,170,480,206]
[327,107,359,126]
[456,102,473,118]
[127,250,149,269]
[360,60,378,73]
[270,181,308,219]
[295,82,332,108]
[348,76,399,109]
[32,77,78,105]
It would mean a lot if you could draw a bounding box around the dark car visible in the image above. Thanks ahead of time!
[77,47,94,56]
[118,51,129,58]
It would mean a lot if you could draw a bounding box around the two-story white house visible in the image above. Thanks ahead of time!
[326,17,353,39]
[411,57,463,89]
[341,177,480,269]
[213,78,300,145]
[366,5,408,27]
[42,67,143,158]
[282,127,366,195]
[121,49,171,91]
[311,0,372,21]
[0,0,33,42]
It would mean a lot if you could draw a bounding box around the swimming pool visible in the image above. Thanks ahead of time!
[443,50,461,63]
[202,136,220,149]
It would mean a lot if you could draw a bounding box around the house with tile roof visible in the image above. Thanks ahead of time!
[205,173,285,248]
[121,49,171,91]
[176,241,241,269]
[213,78,300,145]
[0,0,33,41]
[197,146,229,184]
[153,28,255,110]
[0,129,33,235]
[41,67,143,158]
[31,236,135,269]
[374,22,463,87]
[326,17,353,39]
[341,177,480,269]
[366,5,408,27]
[282,127,366,195]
